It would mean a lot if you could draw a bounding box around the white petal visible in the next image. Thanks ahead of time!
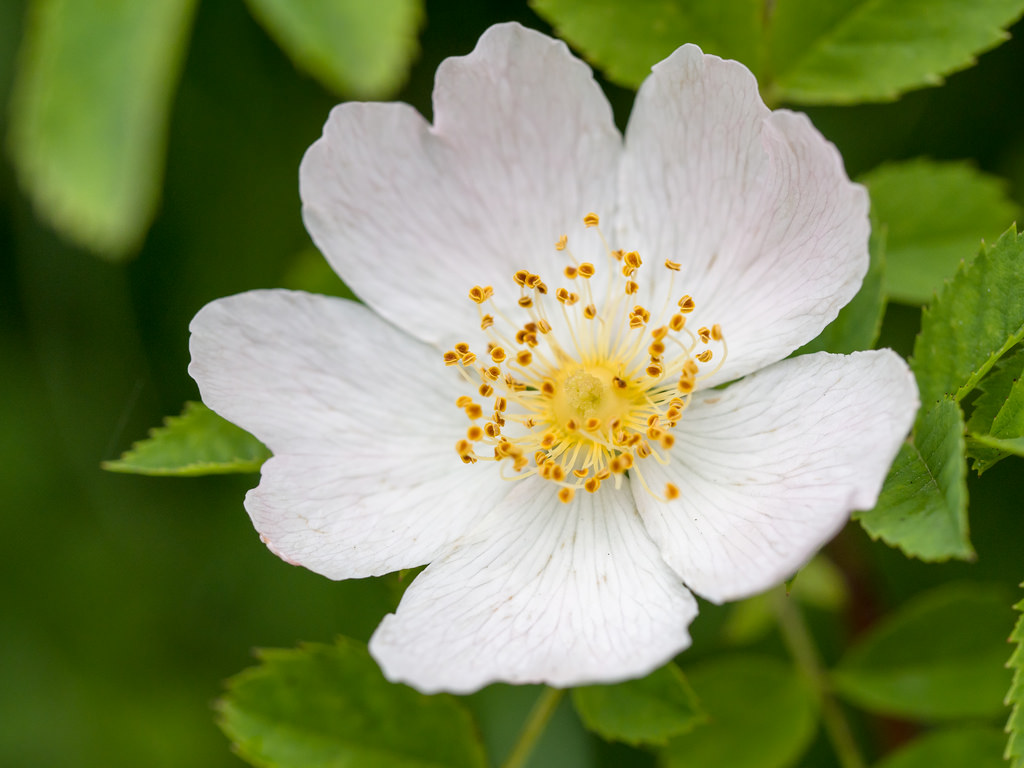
[300,22,622,347]
[189,290,506,578]
[369,477,698,694]
[632,350,918,603]
[619,46,869,385]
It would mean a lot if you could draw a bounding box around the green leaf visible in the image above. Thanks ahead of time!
[912,226,1024,409]
[854,398,972,562]
[967,346,1024,473]
[7,0,197,258]
[218,638,487,768]
[723,557,848,645]
[859,159,1020,305]
[529,0,763,89]
[797,219,886,354]
[102,402,270,476]
[571,663,704,747]
[661,655,817,768]
[244,0,423,99]
[1005,586,1024,767]
[768,0,1024,104]
[831,582,1014,720]
[874,726,1007,768]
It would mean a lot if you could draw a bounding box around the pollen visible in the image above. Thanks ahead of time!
[445,212,728,502]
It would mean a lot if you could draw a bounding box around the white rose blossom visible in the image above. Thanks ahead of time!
[189,23,918,694]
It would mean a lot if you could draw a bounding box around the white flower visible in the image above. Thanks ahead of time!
[189,23,918,694]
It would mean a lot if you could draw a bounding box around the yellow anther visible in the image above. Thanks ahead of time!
[541,432,557,448]
[513,455,528,472]
[558,487,575,503]
[550,465,566,482]
[612,376,627,389]
[698,327,712,343]
[460,352,477,365]
[518,296,533,308]
[494,396,507,412]
[455,395,473,408]
[455,342,470,354]
[536,281,548,295]
[659,433,675,450]
[555,235,568,251]
[485,365,501,380]
[583,212,600,227]
[669,313,686,331]
[524,322,538,333]
[611,249,624,261]
[485,422,501,438]
[684,360,699,376]
[666,407,682,421]
[578,263,595,278]
[649,341,666,356]
[584,477,601,493]
[465,403,483,420]
[489,346,507,363]
[556,287,572,304]
[467,425,484,441]
[564,265,578,279]
[584,417,601,431]
[516,350,533,366]
[696,349,713,363]
[537,319,552,334]
[455,439,472,455]
[677,374,695,394]
[540,379,555,396]
[625,280,639,295]
[478,383,493,397]
[651,326,668,340]
[678,295,696,313]
[646,426,663,440]
[513,270,530,286]
[609,456,625,473]
[565,419,578,432]
[443,351,460,366]
[646,363,663,377]
[535,450,548,465]
[480,314,494,330]
[647,415,660,427]
[525,273,542,289]
[664,260,681,271]
[665,483,680,500]
[635,442,652,459]
[572,468,589,478]
[595,469,611,481]
[469,285,493,303]
[624,251,642,269]
[583,304,597,319]
[670,398,685,409]
[711,323,723,341]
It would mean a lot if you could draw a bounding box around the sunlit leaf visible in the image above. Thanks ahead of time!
[529,0,763,88]
[102,401,269,476]
[8,0,197,258]
[832,583,1014,720]
[797,218,885,354]
[571,662,704,747]
[966,346,1024,474]
[1006,587,1024,767]
[769,0,1024,104]
[855,398,972,562]
[859,159,1020,305]
[244,0,423,99]
[661,655,817,768]
[874,726,1006,768]
[912,226,1024,409]
[218,638,487,768]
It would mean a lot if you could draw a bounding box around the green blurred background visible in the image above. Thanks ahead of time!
[1,1,1023,766]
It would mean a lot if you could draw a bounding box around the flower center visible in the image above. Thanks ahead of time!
[444,213,727,503]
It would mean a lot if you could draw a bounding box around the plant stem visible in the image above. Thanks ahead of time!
[772,589,866,768]
[500,687,565,768]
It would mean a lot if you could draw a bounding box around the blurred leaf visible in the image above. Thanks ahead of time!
[102,401,269,476]
[832,583,1014,720]
[8,0,197,258]
[218,638,487,768]
[1006,587,1024,767]
[855,398,972,562]
[280,248,356,300]
[912,226,1024,409]
[797,219,885,354]
[859,159,1020,305]
[571,663,704,747]
[529,0,763,88]
[769,0,1024,104]
[244,0,423,99]
[723,557,848,645]
[661,655,817,768]
[966,347,1024,474]
[874,726,1006,768]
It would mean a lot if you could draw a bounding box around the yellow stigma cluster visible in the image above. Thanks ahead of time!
[443,213,727,503]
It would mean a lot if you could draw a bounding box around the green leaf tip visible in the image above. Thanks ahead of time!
[102,401,270,476]
[1005,585,1024,767]
[218,637,487,768]
[856,398,973,562]
[571,662,704,747]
